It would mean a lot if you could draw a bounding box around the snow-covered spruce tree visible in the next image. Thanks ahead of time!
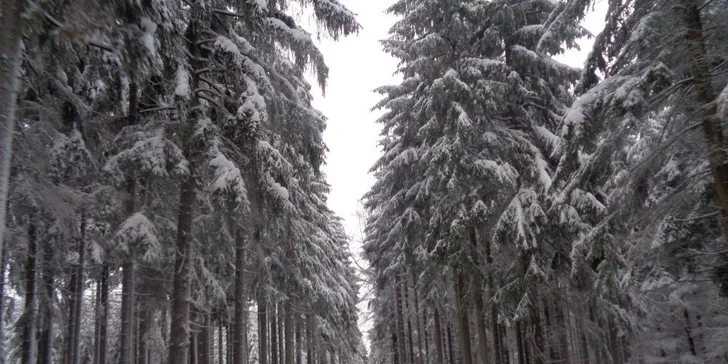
[365,0,586,363]
[2,0,366,364]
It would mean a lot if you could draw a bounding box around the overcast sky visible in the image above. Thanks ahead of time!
[304,0,608,348]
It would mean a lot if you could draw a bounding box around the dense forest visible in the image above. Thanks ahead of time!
[0,0,367,364]
[363,0,728,363]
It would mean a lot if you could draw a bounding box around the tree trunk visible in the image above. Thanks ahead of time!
[391,306,400,364]
[259,293,268,364]
[278,303,284,364]
[500,324,510,364]
[218,323,224,364]
[404,280,415,364]
[295,314,302,364]
[433,308,444,364]
[515,321,525,364]
[455,273,473,364]
[532,299,545,364]
[234,228,247,364]
[98,265,109,364]
[168,157,196,364]
[394,279,407,364]
[138,305,149,364]
[120,260,135,364]
[271,303,279,364]
[72,218,86,364]
[305,314,313,364]
[0,248,7,362]
[38,237,54,364]
[0,0,26,255]
[199,312,211,364]
[679,0,728,244]
[168,15,203,364]
[21,223,38,364]
[285,300,294,364]
[473,287,490,364]
[446,322,455,364]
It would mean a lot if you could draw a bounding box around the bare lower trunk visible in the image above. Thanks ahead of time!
[395,279,407,364]
[0,0,26,255]
[285,300,294,364]
[0,248,7,361]
[120,261,136,364]
[433,308,444,364]
[678,0,728,244]
[259,293,268,364]
[21,223,38,364]
[168,170,196,364]
[271,303,279,364]
[234,228,247,364]
[98,265,109,364]
[295,314,302,364]
[446,322,455,364]
[473,287,490,364]
[455,274,473,364]
[516,321,525,364]
[305,315,313,364]
[38,238,54,364]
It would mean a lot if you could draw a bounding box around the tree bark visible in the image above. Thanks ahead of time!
[305,314,313,364]
[218,323,224,364]
[0,0,26,255]
[259,292,268,364]
[404,280,415,364]
[679,0,728,244]
[446,322,455,364]
[72,218,86,364]
[295,314,302,364]
[515,321,525,364]
[433,308,444,364]
[271,303,279,364]
[98,265,109,364]
[21,223,38,364]
[532,299,546,364]
[285,300,294,364]
[38,236,54,364]
[234,228,247,364]
[0,248,7,361]
[168,15,203,364]
[394,279,407,364]
[473,287,490,364]
[455,273,473,364]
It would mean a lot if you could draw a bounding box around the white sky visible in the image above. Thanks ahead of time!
[304,0,608,352]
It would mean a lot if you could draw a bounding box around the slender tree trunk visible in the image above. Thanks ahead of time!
[392,306,400,364]
[271,303,279,364]
[285,300,294,364]
[259,293,268,364]
[278,303,284,364]
[0,248,7,363]
[305,314,313,364]
[407,268,424,364]
[0,0,26,254]
[394,279,407,364]
[98,265,109,364]
[677,0,728,244]
[554,299,571,364]
[446,322,455,364]
[532,300,545,364]
[138,304,149,364]
[72,218,86,364]
[433,308,444,364]
[473,287,490,364]
[516,321,525,364]
[455,273,473,364]
[234,228,247,364]
[404,280,415,364]
[38,237,54,364]
[483,236,501,364]
[21,223,38,364]
[501,324,510,364]
[218,323,224,364]
[200,312,212,364]
[168,15,203,364]
[295,314,302,364]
